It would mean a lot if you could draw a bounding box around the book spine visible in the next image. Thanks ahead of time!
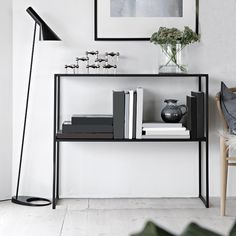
[62,124,113,133]
[128,90,134,139]
[191,92,204,138]
[142,123,182,128]
[142,135,190,139]
[71,117,113,125]
[133,91,137,138]
[57,132,113,139]
[186,96,197,139]
[143,127,186,131]
[144,130,189,135]
[136,88,143,139]
[113,91,125,139]
[124,93,130,139]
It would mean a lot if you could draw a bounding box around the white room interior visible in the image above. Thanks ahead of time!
[10,0,236,199]
[1,0,236,235]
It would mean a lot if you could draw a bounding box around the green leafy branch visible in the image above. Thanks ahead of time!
[150,26,200,46]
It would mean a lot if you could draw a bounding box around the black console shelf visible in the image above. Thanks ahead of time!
[53,73,209,209]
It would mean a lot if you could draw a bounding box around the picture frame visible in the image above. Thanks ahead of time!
[94,0,199,41]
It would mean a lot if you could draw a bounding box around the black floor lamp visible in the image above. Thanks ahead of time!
[12,7,61,206]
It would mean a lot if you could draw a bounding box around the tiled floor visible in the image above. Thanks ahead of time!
[0,198,235,236]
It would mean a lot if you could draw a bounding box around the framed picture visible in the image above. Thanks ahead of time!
[94,0,199,41]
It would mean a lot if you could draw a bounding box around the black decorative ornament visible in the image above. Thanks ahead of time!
[161,99,187,123]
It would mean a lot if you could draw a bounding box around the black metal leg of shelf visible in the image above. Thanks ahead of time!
[56,76,60,201]
[57,77,60,133]
[206,75,209,207]
[198,141,209,208]
[198,141,202,197]
[198,76,202,92]
[53,75,57,209]
[198,75,209,208]
[53,141,57,209]
[205,139,209,208]
[56,143,60,200]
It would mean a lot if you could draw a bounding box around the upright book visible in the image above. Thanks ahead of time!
[113,91,125,139]
[124,92,130,139]
[128,90,134,139]
[132,91,137,138]
[136,88,143,139]
[191,91,205,138]
[186,95,197,139]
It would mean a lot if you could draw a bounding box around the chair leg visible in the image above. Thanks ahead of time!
[220,136,228,216]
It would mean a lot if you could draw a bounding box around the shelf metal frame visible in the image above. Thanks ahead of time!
[52,73,209,209]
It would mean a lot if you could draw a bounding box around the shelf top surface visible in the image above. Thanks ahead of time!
[55,73,209,77]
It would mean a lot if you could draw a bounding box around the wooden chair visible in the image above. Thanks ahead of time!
[215,87,236,216]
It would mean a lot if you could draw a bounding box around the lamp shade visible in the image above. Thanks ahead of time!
[26,7,61,41]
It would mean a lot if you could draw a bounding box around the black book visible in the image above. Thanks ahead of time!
[186,96,197,139]
[113,91,125,139]
[191,91,205,138]
[62,121,113,133]
[57,131,113,139]
[133,91,137,138]
[71,114,113,125]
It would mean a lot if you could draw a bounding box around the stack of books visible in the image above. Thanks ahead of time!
[142,122,190,139]
[113,88,143,139]
[62,114,113,139]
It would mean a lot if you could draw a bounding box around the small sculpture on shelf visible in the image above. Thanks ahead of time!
[105,52,120,65]
[86,50,99,56]
[76,57,89,73]
[86,50,99,61]
[76,57,89,64]
[95,58,108,64]
[65,50,120,74]
[86,64,100,73]
[65,64,79,74]
[103,64,117,74]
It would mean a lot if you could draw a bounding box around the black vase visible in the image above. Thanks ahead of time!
[161,99,187,123]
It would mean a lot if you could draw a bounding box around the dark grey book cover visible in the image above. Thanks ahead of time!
[57,131,113,139]
[62,121,113,133]
[133,91,137,138]
[71,114,113,125]
[113,91,125,139]
[186,96,197,139]
[191,91,204,138]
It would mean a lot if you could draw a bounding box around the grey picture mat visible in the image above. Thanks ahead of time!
[110,0,183,17]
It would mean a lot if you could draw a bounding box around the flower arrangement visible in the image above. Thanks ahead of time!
[150,26,200,73]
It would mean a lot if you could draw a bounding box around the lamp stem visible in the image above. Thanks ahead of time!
[15,22,37,198]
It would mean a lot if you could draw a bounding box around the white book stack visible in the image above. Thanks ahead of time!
[142,123,190,139]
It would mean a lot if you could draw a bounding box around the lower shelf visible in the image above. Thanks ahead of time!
[56,131,206,142]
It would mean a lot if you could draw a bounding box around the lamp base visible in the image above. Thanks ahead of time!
[12,196,51,207]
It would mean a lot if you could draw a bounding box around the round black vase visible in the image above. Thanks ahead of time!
[161,99,184,123]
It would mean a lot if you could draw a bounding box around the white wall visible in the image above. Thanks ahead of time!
[0,0,12,200]
[12,0,236,199]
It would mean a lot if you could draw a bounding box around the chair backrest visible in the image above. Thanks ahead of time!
[215,87,236,130]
